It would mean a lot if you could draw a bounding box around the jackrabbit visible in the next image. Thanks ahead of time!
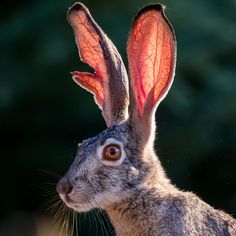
[56,2,236,235]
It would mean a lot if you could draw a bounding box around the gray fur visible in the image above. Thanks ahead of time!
[57,2,236,236]
[59,121,236,235]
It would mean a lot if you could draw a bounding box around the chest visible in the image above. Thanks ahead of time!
[107,209,151,236]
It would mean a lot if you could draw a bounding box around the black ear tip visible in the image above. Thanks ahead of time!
[147,3,165,11]
[68,2,87,15]
[137,3,165,16]
[132,3,175,42]
[132,4,166,24]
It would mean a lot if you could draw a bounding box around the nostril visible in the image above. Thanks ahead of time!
[56,177,73,195]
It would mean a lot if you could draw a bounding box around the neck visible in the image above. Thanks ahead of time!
[105,157,175,236]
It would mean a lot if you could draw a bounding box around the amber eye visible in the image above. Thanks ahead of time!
[103,144,121,160]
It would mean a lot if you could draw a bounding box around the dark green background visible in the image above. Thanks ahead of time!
[0,0,236,235]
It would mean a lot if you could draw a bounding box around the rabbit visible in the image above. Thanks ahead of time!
[56,2,236,236]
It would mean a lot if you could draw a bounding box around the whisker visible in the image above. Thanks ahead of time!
[92,198,114,236]
[89,200,109,236]
[49,201,63,235]
[65,207,70,236]
[75,212,78,236]
[68,208,73,236]
[96,209,108,236]
[54,202,66,227]
[38,169,62,178]
[92,210,98,236]
[46,199,61,212]
[30,182,57,186]
[41,190,58,198]
[59,204,68,236]
[70,210,75,236]
[88,210,92,234]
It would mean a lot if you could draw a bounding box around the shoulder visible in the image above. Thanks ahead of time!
[142,189,236,235]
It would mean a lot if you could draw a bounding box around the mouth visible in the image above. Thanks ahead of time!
[59,193,77,209]
[59,193,93,212]
[64,194,74,204]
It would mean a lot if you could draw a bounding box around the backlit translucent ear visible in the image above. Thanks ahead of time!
[68,3,129,126]
[127,4,176,142]
[128,4,176,117]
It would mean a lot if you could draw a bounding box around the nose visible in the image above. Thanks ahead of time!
[56,177,73,195]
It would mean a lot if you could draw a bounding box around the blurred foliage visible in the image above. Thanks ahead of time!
[0,0,236,235]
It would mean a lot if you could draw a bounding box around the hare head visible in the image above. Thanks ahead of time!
[56,2,176,213]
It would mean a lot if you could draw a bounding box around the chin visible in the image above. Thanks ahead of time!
[72,204,94,212]
[64,200,94,212]
[59,194,93,212]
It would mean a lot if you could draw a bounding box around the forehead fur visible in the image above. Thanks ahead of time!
[81,122,130,148]
[73,122,130,166]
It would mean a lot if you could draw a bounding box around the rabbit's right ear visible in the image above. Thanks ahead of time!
[68,3,129,126]
[127,4,176,143]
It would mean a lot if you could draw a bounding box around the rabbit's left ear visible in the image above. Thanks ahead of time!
[127,4,176,142]
[68,3,129,126]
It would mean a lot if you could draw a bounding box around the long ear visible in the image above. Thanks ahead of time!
[68,3,129,126]
[127,4,176,143]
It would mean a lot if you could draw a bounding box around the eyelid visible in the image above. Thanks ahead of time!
[97,138,126,166]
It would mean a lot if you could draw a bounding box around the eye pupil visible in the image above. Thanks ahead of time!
[109,148,117,156]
